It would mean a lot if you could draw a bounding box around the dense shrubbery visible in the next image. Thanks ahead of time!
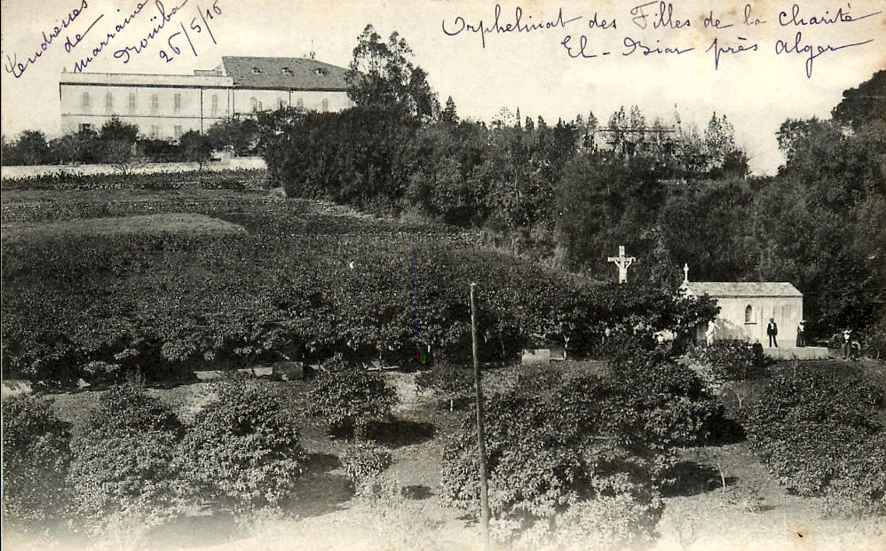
[66,385,186,535]
[440,349,716,545]
[415,361,474,410]
[254,59,885,343]
[175,381,306,515]
[537,492,662,551]
[2,201,718,385]
[340,442,394,496]
[260,107,418,210]
[307,360,399,437]
[2,116,258,167]
[607,346,723,450]
[1,395,72,530]
[745,367,886,516]
[4,382,310,539]
[0,168,267,192]
[685,340,770,390]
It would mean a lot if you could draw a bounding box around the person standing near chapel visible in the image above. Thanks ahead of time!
[842,329,852,360]
[796,320,805,347]
[767,318,778,348]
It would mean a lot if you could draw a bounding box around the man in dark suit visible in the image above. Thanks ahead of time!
[767,318,778,348]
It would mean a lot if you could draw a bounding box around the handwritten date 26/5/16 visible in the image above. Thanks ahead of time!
[159,0,222,64]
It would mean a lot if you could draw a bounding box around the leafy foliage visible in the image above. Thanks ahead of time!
[345,24,439,119]
[0,168,267,192]
[340,442,394,495]
[179,130,213,168]
[3,185,715,385]
[685,340,771,388]
[307,360,399,436]
[66,385,186,535]
[606,346,723,449]
[744,367,886,515]
[415,362,474,410]
[440,349,715,544]
[175,381,306,515]
[1,395,72,529]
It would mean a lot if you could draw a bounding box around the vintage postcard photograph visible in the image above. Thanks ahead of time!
[1,0,885,549]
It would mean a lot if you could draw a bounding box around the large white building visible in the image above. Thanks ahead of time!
[59,57,353,140]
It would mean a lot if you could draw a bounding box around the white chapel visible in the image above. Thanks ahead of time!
[679,265,804,346]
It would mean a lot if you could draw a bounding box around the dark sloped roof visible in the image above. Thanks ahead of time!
[221,57,349,90]
[683,282,802,297]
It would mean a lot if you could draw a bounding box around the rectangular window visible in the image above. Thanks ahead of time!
[105,93,114,112]
[151,94,159,113]
[174,93,182,113]
[321,98,329,111]
[174,125,183,140]
[128,92,137,111]
[211,94,218,115]
[81,92,91,109]
[150,125,160,139]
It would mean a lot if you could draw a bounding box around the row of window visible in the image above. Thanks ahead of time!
[80,92,221,115]
[248,97,328,112]
[79,91,330,115]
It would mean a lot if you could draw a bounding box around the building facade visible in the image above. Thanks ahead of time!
[60,57,352,141]
[681,279,804,347]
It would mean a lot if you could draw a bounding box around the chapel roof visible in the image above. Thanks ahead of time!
[221,57,349,90]
[682,281,802,298]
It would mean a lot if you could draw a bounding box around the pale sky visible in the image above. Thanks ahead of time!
[2,0,884,174]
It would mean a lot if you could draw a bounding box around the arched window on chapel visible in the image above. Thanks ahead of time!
[745,305,753,324]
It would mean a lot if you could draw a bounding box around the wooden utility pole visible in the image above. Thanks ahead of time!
[470,283,490,549]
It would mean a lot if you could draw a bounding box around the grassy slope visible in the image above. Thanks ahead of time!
[1,213,247,242]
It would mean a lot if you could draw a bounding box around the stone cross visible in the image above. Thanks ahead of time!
[607,245,636,284]
[683,263,689,285]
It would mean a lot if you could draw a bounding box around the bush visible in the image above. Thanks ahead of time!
[175,381,306,516]
[542,490,662,551]
[440,361,678,545]
[745,368,886,515]
[340,442,393,496]
[685,340,770,389]
[608,346,723,449]
[415,361,474,411]
[307,360,399,437]
[66,385,185,535]
[1,395,72,530]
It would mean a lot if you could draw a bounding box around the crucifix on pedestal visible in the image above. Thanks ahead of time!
[607,245,636,284]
